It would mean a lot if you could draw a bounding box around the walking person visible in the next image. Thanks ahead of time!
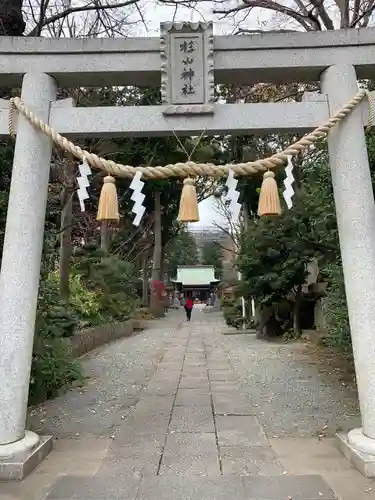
[184,295,193,322]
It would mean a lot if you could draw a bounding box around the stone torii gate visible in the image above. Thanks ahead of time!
[0,23,375,479]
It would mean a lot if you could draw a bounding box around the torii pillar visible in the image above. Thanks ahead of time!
[322,64,375,476]
[0,72,55,479]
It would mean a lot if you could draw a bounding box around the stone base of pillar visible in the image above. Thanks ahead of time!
[337,430,375,477]
[0,431,52,480]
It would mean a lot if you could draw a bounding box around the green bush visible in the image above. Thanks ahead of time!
[31,274,84,404]
[46,271,102,327]
[29,336,83,405]
[320,263,352,351]
[36,273,78,339]
[73,250,139,321]
[69,274,102,325]
[222,298,243,328]
[30,253,138,404]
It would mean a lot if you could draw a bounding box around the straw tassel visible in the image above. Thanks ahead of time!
[178,178,199,223]
[96,175,120,221]
[257,170,281,217]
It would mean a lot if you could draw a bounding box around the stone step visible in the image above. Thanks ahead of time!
[45,474,336,500]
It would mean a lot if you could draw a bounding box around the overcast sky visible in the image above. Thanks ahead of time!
[133,1,275,36]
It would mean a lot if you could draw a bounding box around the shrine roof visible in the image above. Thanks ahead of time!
[173,265,220,286]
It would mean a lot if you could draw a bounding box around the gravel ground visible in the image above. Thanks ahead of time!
[28,309,360,440]
[27,315,182,439]
[212,318,361,438]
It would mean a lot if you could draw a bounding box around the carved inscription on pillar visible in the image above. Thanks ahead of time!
[160,22,214,115]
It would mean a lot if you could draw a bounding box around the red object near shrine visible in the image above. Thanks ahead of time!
[151,280,165,299]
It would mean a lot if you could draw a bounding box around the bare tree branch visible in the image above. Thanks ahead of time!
[155,0,375,34]
[350,0,375,26]
[293,0,310,16]
[214,0,317,31]
[27,0,141,36]
[213,196,243,251]
[308,0,335,29]
[353,0,362,21]
[331,0,350,27]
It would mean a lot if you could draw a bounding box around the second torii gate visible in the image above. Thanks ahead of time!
[0,23,375,479]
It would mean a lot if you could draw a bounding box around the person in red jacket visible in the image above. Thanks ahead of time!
[184,295,193,322]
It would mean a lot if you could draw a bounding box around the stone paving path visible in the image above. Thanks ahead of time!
[2,308,375,500]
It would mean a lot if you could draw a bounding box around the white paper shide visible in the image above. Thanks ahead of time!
[226,168,241,221]
[283,156,295,210]
[129,171,146,226]
[77,158,92,212]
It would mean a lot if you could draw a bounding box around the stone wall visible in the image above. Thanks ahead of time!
[67,319,143,357]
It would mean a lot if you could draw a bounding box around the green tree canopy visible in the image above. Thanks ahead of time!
[201,241,224,280]
[164,228,199,281]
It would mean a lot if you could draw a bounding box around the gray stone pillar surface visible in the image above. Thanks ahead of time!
[0,73,56,450]
[321,65,375,453]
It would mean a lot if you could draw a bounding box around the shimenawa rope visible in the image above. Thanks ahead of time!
[8,89,374,180]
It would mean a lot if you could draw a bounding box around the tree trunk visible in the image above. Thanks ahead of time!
[151,192,162,282]
[0,1,25,35]
[256,305,273,339]
[160,245,165,282]
[242,202,250,231]
[242,204,252,322]
[100,221,111,253]
[293,284,303,336]
[294,153,302,192]
[150,192,164,317]
[142,252,149,306]
[59,161,75,300]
